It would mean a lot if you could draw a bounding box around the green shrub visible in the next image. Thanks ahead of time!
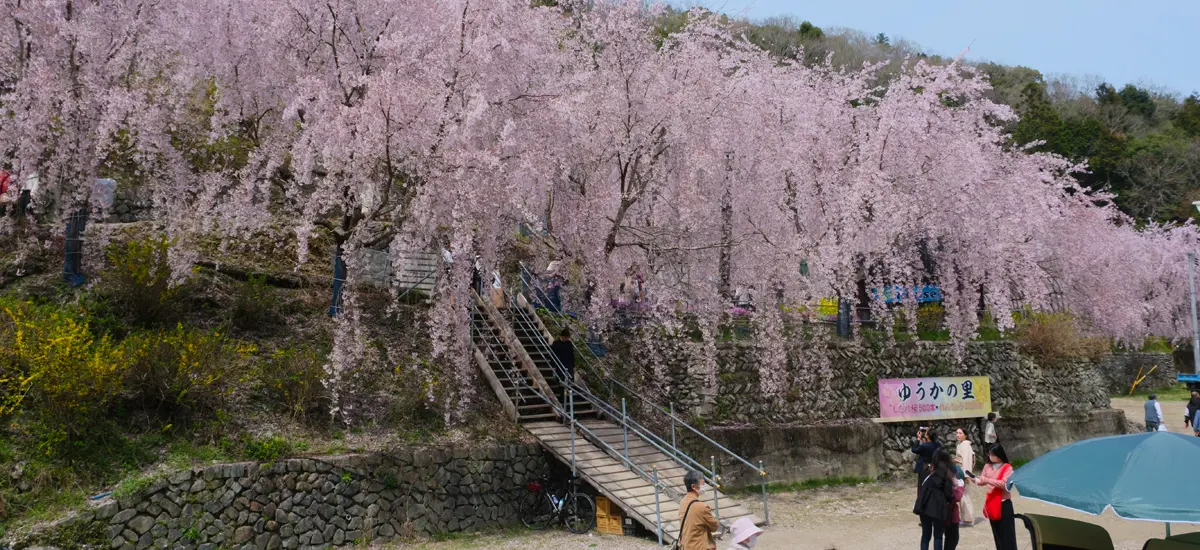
[123,325,256,420]
[258,345,330,421]
[102,235,185,325]
[231,275,278,331]
[1141,336,1173,353]
[242,436,294,462]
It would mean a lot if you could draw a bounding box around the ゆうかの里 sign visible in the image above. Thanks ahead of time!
[877,376,991,422]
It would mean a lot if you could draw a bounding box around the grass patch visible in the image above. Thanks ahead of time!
[1116,384,1192,401]
[731,476,874,495]
[112,471,166,500]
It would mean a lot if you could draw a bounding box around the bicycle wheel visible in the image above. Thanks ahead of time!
[519,491,554,530]
[563,492,595,534]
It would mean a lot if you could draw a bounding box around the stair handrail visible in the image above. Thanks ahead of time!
[475,331,675,500]
[517,263,765,476]
[475,290,564,412]
[472,305,676,501]
[506,295,719,488]
[469,305,528,409]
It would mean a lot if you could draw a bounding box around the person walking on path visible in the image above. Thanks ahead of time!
[549,328,576,405]
[953,428,976,526]
[678,471,719,550]
[976,444,1017,550]
[1145,394,1164,432]
[983,413,998,446]
[912,428,942,489]
[1186,391,1200,429]
[725,517,763,550]
[913,448,955,550]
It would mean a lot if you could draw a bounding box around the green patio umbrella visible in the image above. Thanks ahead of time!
[1007,431,1200,533]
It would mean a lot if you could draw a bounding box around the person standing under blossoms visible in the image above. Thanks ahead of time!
[983,413,998,446]
[678,471,719,550]
[954,428,976,527]
[1144,394,1163,432]
[1186,391,1200,429]
[913,448,955,550]
[912,428,942,489]
[550,328,575,405]
[976,445,1017,550]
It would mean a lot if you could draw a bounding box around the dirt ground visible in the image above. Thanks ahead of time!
[1112,395,1195,434]
[382,480,1195,550]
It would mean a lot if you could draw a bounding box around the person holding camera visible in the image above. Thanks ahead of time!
[912,427,942,489]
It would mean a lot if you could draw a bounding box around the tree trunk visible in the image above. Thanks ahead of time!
[719,152,734,299]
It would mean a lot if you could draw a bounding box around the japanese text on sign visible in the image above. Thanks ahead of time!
[877,376,991,422]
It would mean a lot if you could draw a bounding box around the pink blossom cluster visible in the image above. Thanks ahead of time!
[4,1,1197,419]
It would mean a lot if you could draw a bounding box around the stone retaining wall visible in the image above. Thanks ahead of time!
[621,339,1111,424]
[1096,352,1176,394]
[15,445,549,550]
[609,336,1128,487]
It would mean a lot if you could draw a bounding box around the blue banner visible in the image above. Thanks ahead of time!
[871,285,942,304]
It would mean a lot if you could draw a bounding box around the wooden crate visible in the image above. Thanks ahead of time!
[595,496,625,535]
[597,515,623,535]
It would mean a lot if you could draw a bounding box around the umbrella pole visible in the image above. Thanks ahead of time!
[1167,523,1172,537]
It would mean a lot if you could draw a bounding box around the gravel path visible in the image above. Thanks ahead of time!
[378,481,1198,549]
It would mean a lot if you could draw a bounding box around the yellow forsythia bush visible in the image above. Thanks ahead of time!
[103,235,183,324]
[0,298,128,454]
[123,325,257,418]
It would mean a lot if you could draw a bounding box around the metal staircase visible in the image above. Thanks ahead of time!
[469,276,769,544]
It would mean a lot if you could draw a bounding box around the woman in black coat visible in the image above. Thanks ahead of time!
[914,448,956,550]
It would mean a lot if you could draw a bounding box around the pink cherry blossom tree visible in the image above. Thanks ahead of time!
[172,0,574,422]
[1,0,187,267]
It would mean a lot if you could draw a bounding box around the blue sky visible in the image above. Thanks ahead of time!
[698,0,1200,96]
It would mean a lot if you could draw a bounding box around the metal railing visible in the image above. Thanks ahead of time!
[473,312,677,542]
[505,288,770,525]
[508,298,698,488]
[517,263,769,477]
[469,305,529,409]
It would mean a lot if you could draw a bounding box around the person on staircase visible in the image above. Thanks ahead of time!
[679,471,720,550]
[550,328,576,406]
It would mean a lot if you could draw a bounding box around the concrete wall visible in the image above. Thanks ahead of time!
[708,410,1128,489]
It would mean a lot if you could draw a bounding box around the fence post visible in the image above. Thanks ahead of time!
[622,398,629,461]
[670,402,677,454]
[570,389,576,476]
[654,467,663,547]
[711,456,719,524]
[760,460,769,526]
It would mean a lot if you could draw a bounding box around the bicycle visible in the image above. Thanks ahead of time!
[519,472,595,534]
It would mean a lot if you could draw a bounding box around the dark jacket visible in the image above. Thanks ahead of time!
[1187,397,1200,423]
[914,471,955,522]
[550,339,575,381]
[911,440,941,476]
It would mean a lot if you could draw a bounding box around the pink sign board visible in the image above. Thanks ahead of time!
[877,376,991,422]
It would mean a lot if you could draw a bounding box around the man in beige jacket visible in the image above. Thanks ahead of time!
[678,471,720,550]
